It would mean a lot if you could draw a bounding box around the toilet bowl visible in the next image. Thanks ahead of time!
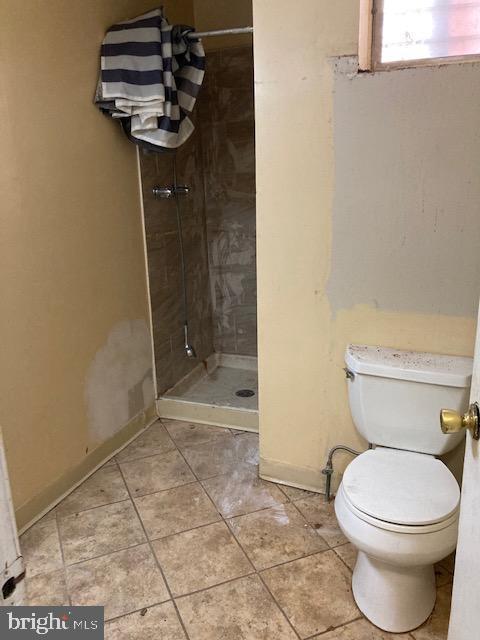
[335,447,459,633]
[338,345,472,633]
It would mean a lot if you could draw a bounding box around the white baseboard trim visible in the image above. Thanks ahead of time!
[17,404,158,533]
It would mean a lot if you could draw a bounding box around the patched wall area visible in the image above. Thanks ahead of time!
[85,320,155,445]
[254,0,478,496]
[328,57,480,317]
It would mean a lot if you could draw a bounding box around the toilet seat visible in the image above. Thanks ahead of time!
[342,447,460,529]
[339,485,459,534]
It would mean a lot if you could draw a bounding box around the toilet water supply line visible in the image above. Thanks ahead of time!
[321,367,372,501]
[321,444,366,502]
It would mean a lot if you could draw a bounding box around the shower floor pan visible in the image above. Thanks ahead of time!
[156,353,258,432]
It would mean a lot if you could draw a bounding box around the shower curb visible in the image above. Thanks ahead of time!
[157,352,259,431]
[156,396,258,431]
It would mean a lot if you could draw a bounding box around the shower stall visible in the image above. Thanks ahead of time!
[140,44,257,431]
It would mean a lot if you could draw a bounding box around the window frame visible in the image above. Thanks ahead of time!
[358,0,480,71]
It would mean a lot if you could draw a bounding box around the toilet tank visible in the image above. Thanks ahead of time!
[345,345,473,455]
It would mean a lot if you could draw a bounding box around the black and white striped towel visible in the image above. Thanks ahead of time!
[95,8,205,149]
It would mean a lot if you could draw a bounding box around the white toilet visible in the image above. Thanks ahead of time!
[335,344,473,633]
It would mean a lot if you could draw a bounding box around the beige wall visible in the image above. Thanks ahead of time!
[253,0,479,492]
[329,57,480,318]
[0,0,193,528]
[193,0,253,50]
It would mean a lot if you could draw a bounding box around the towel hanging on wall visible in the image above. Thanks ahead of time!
[94,8,205,150]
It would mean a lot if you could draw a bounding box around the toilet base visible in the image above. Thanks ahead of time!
[352,551,436,633]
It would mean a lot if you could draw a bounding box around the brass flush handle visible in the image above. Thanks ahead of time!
[440,402,480,440]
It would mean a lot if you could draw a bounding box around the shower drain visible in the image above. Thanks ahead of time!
[235,389,255,398]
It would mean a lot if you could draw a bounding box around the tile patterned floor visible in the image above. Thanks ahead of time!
[22,419,453,639]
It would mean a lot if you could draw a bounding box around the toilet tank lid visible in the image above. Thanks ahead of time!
[345,345,472,388]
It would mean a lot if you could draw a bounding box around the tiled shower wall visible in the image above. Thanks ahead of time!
[199,46,257,356]
[141,45,256,394]
[140,125,213,395]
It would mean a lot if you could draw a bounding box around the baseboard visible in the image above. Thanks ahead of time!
[16,404,158,533]
[259,456,326,495]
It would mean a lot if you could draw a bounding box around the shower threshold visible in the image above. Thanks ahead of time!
[156,353,258,432]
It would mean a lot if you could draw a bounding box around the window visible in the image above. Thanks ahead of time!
[359,0,480,70]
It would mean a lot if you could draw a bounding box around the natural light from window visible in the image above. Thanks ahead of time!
[380,0,480,64]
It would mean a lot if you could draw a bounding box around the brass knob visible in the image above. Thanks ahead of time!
[440,403,479,440]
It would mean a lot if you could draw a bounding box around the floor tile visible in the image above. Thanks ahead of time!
[176,574,297,640]
[19,417,455,639]
[261,550,357,638]
[294,496,347,547]
[316,618,411,639]
[58,500,146,565]
[227,502,327,570]
[26,570,69,606]
[105,602,186,640]
[120,450,195,496]
[67,544,169,620]
[277,484,316,501]
[181,433,258,479]
[411,583,452,640]
[116,422,176,463]
[435,563,454,587]
[56,466,129,517]
[21,519,63,578]
[163,419,233,449]
[153,521,252,596]
[438,552,455,574]
[334,543,357,571]
[202,467,286,518]
[135,482,221,539]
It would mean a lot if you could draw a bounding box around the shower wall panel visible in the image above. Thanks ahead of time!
[140,127,213,395]
[199,46,257,356]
